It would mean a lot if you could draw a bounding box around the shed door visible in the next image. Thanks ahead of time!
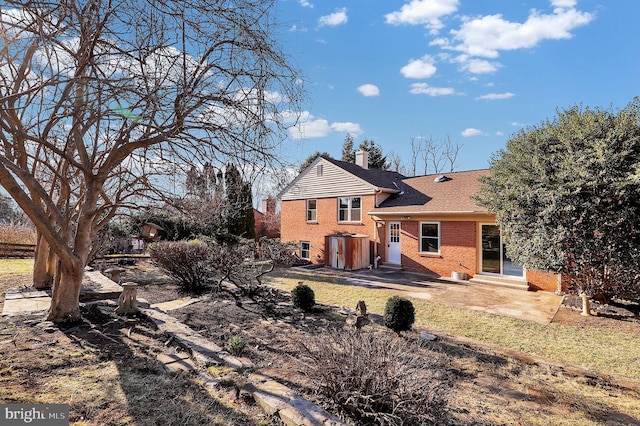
[387,222,401,264]
[330,237,346,269]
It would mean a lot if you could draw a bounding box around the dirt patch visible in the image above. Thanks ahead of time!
[552,295,640,338]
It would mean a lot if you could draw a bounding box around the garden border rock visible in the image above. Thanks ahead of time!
[142,306,346,426]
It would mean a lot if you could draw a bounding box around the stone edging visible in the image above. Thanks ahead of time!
[141,307,346,426]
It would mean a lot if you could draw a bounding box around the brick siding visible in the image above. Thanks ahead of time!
[280,195,377,264]
[527,269,565,292]
[380,220,478,277]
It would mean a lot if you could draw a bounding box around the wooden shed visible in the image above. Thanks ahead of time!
[324,233,370,271]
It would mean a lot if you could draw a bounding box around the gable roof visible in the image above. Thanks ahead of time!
[371,169,490,214]
[323,157,406,190]
[278,156,405,201]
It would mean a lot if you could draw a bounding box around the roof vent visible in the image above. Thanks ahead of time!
[434,175,450,182]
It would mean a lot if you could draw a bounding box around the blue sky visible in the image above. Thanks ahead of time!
[275,0,640,174]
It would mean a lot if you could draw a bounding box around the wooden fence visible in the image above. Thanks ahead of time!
[0,242,36,258]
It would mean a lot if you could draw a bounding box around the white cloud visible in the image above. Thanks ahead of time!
[385,0,459,31]
[319,8,348,27]
[409,83,455,96]
[552,0,577,8]
[446,4,594,58]
[456,55,501,74]
[331,122,363,135]
[400,56,437,79]
[289,117,331,139]
[357,84,380,97]
[462,128,483,137]
[298,0,313,8]
[286,111,362,139]
[476,92,515,100]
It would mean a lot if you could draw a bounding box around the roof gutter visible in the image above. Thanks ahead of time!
[367,210,489,216]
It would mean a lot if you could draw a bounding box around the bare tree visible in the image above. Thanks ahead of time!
[0,1,302,322]
[422,136,445,175]
[387,150,406,175]
[410,135,462,175]
[409,135,422,176]
[442,134,461,172]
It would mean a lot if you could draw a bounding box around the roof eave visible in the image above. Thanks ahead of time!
[368,210,489,216]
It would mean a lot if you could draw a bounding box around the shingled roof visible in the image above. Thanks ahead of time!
[371,169,490,214]
[324,157,406,191]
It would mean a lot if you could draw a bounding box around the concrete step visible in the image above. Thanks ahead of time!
[469,275,529,291]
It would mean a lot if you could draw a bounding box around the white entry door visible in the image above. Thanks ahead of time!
[387,222,401,264]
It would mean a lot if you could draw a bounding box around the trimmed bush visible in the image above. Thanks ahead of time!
[383,296,415,335]
[302,329,451,425]
[148,241,211,295]
[291,282,315,312]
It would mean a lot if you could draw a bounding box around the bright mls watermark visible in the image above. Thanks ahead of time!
[2,404,68,425]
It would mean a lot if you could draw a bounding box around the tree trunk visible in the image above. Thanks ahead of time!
[33,234,53,289]
[47,263,84,323]
[580,292,592,317]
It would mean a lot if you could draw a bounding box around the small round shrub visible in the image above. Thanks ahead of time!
[225,336,247,356]
[383,296,415,335]
[291,282,315,312]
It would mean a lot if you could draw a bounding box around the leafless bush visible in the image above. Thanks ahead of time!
[256,238,299,265]
[301,329,452,425]
[150,238,299,299]
[0,221,37,244]
[148,241,211,294]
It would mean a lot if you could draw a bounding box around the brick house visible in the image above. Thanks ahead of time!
[279,151,561,292]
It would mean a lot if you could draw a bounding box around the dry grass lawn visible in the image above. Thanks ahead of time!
[1,259,639,425]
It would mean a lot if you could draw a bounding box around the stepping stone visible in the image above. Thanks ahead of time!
[420,331,438,341]
[158,352,197,373]
[1,296,51,316]
[151,297,201,312]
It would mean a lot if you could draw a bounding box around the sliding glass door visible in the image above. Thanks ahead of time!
[480,225,524,277]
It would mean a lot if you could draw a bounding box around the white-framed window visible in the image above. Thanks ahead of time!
[317,164,323,176]
[306,199,317,222]
[338,196,361,222]
[300,241,311,260]
[420,222,440,254]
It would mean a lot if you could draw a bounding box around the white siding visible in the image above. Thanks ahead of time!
[281,159,376,201]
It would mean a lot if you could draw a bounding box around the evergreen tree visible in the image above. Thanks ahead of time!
[240,182,256,240]
[224,164,256,239]
[476,99,640,310]
[359,139,389,169]
[225,164,244,236]
[341,134,355,162]
[298,151,332,173]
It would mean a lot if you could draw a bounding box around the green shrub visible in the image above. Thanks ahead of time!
[224,336,247,356]
[383,296,415,335]
[291,282,315,312]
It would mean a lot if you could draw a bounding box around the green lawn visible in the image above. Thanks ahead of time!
[264,267,640,381]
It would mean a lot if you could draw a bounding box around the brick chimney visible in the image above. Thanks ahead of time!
[262,196,276,215]
[355,149,368,169]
